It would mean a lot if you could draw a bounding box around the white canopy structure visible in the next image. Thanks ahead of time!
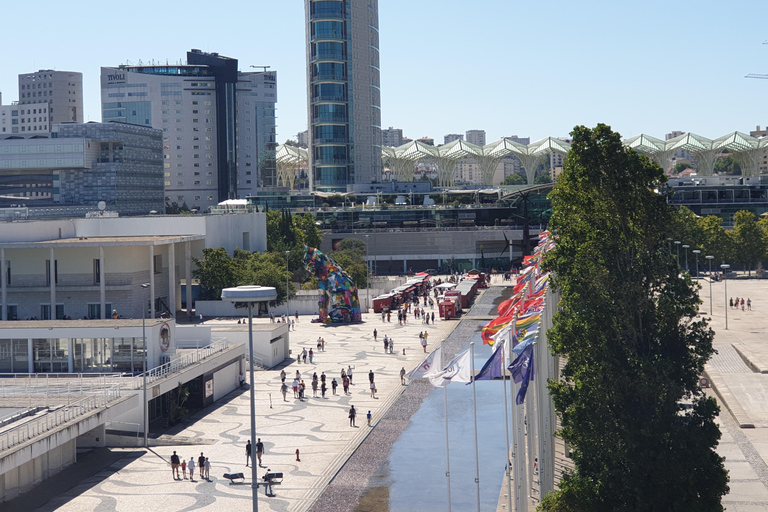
[275,144,308,190]
[275,129,768,189]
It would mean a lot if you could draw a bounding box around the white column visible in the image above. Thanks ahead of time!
[27,338,33,373]
[149,245,156,319]
[67,338,74,373]
[168,243,177,317]
[49,248,56,319]
[185,242,192,319]
[403,260,407,274]
[99,246,106,319]
[1,248,6,321]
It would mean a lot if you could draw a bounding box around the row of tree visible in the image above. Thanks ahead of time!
[193,209,368,306]
[671,206,768,275]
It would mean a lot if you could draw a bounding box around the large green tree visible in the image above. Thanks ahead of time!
[541,124,728,512]
[329,238,368,288]
[730,210,766,275]
[503,172,526,185]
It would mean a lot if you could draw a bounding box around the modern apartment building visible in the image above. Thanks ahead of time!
[382,127,404,148]
[466,129,486,147]
[305,0,382,192]
[0,70,84,138]
[444,133,463,145]
[100,50,277,211]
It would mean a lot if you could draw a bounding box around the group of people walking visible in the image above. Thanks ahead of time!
[169,451,210,481]
[730,297,752,310]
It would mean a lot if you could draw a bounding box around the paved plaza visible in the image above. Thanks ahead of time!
[8,274,768,512]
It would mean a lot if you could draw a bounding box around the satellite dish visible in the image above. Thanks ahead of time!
[97,201,106,211]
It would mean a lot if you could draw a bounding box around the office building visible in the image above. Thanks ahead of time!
[1,70,84,138]
[305,0,382,192]
[382,127,404,148]
[444,133,463,145]
[100,50,277,210]
[0,121,164,216]
[466,129,486,147]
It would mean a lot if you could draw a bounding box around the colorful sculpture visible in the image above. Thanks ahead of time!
[303,246,361,323]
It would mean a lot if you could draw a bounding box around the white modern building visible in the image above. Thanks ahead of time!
[0,213,267,322]
[100,50,278,211]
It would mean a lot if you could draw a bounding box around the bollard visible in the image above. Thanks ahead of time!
[402,348,406,355]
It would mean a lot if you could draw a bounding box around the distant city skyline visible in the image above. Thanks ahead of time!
[2,1,768,146]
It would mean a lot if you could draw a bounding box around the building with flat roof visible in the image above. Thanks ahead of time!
[382,127,404,148]
[18,70,83,126]
[305,0,382,192]
[466,129,486,147]
[100,50,277,210]
[0,121,164,216]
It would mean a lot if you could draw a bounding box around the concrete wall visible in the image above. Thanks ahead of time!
[211,325,288,368]
[0,438,76,502]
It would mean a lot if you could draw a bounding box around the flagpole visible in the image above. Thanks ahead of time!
[443,385,452,512]
[501,338,513,512]
[510,315,528,512]
[470,342,481,512]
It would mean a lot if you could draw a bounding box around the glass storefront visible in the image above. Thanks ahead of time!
[0,339,29,373]
[0,336,146,373]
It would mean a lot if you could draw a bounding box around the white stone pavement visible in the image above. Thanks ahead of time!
[37,304,460,512]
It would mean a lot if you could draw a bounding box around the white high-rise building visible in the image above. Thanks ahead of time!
[100,50,277,211]
[466,129,486,147]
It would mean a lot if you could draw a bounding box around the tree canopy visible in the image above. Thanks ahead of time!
[541,124,728,512]
[503,172,526,185]
[329,238,368,288]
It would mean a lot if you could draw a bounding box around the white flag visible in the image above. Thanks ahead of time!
[428,349,472,388]
[407,346,442,381]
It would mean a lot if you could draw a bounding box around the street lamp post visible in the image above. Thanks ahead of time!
[674,241,681,266]
[364,235,370,312]
[667,237,673,253]
[721,264,730,330]
[706,256,714,314]
[692,250,701,278]
[140,282,150,448]
[284,251,290,317]
[682,245,690,271]
[222,285,277,512]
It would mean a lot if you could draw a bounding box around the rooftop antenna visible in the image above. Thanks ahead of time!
[250,65,271,72]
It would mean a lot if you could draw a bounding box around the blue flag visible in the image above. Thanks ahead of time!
[473,339,505,382]
[508,344,534,405]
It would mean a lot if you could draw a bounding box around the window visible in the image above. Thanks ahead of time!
[154,254,162,274]
[45,260,58,285]
[93,259,100,284]
[6,305,17,320]
[40,304,51,320]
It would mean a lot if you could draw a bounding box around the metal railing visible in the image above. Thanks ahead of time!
[133,339,230,389]
[0,385,122,452]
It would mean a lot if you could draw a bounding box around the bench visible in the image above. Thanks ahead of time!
[223,473,246,485]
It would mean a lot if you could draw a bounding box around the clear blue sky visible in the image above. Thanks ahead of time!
[3,0,768,144]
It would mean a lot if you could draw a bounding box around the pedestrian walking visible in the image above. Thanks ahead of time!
[370,380,377,398]
[332,378,338,395]
[748,298,752,310]
[188,457,196,482]
[198,453,205,479]
[321,337,326,351]
[170,451,181,480]
[321,371,326,385]
[367,410,372,427]
[204,458,210,480]
[256,438,265,466]
[421,335,427,353]
[312,379,318,397]
[292,378,299,398]
[295,310,299,322]
[181,459,187,479]
[389,337,394,353]
[281,382,288,401]
[741,298,745,310]
[373,328,378,342]
[295,369,301,380]
[369,370,374,383]
[299,381,306,400]
[280,369,286,383]
[343,376,350,395]
[400,367,406,385]
[302,348,308,363]
[431,312,435,323]
[321,381,327,398]
[291,319,295,331]
[349,405,357,427]
[309,348,314,364]
[246,440,252,466]
[347,365,353,384]
[383,337,388,352]
[382,311,386,322]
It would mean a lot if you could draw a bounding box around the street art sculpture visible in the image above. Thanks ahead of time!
[303,246,361,323]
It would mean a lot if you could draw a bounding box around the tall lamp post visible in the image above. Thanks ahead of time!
[364,235,370,312]
[692,250,701,278]
[284,251,290,316]
[721,264,730,330]
[222,285,277,512]
[667,237,673,254]
[674,241,681,266]
[682,244,690,271]
[140,282,150,448]
[705,255,714,314]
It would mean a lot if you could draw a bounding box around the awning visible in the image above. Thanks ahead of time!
[435,283,457,289]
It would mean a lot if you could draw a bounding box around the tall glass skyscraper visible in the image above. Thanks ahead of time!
[305,0,382,192]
